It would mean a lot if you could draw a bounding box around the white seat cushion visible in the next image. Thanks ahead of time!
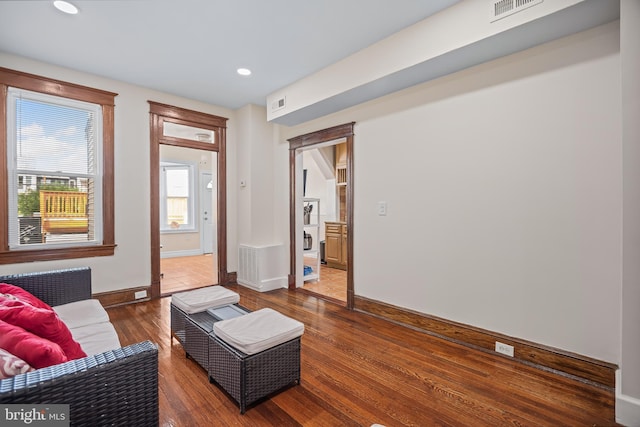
[172,286,240,314]
[69,322,121,356]
[213,308,304,355]
[53,299,110,329]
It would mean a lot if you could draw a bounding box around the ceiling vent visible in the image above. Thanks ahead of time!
[490,0,543,22]
[271,97,286,112]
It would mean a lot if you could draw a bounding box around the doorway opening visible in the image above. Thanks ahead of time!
[149,101,229,299]
[299,142,347,303]
[158,145,218,294]
[288,122,355,309]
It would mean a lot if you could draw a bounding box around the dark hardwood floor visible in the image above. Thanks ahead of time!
[106,284,618,426]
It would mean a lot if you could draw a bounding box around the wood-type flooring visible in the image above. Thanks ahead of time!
[162,253,348,305]
[106,283,618,426]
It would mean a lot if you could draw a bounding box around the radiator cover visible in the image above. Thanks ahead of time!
[237,244,287,292]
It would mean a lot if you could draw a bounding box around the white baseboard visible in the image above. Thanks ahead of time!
[617,393,640,427]
[161,249,203,259]
[616,369,640,427]
[238,276,287,292]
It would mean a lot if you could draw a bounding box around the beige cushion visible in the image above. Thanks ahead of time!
[213,308,304,355]
[69,322,121,356]
[53,299,110,330]
[172,286,239,314]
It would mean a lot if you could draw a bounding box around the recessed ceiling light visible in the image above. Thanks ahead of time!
[237,68,252,76]
[53,1,79,14]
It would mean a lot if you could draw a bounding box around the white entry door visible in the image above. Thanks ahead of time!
[201,172,215,254]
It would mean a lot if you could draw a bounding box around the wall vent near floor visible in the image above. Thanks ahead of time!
[490,0,543,22]
[238,244,287,292]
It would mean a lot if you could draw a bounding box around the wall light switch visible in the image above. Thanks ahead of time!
[377,201,387,216]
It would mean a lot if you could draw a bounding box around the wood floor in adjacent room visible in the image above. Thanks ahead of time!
[160,254,218,295]
[106,285,618,427]
[301,256,347,303]
[162,253,348,304]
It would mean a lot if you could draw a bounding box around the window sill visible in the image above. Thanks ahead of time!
[0,244,117,264]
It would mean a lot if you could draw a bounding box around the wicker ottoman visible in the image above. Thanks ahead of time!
[170,286,240,345]
[208,308,304,413]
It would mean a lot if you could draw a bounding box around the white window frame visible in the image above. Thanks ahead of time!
[6,87,104,249]
[160,162,196,232]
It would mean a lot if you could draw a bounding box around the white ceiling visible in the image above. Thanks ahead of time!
[270,0,620,125]
[0,0,460,110]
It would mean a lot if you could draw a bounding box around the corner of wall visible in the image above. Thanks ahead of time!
[617,370,640,426]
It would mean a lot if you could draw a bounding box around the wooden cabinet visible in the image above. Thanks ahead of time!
[325,221,347,270]
[325,224,341,266]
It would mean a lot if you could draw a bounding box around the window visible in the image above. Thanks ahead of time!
[7,88,101,247]
[0,67,116,264]
[160,163,195,231]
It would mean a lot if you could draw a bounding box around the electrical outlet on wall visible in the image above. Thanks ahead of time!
[134,290,148,299]
[495,341,514,357]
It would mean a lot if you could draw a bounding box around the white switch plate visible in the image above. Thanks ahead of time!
[377,201,387,216]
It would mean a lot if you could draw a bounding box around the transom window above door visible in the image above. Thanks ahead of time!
[163,122,216,144]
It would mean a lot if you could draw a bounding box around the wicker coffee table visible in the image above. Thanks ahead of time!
[172,302,302,413]
[208,329,301,414]
[176,304,249,370]
[170,286,240,346]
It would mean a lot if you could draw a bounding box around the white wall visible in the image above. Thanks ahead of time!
[278,22,622,364]
[620,0,640,425]
[234,104,288,289]
[0,52,238,292]
[235,104,279,247]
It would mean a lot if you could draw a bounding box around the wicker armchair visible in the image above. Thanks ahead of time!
[0,267,159,426]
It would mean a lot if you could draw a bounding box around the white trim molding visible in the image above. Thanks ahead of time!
[160,249,202,259]
[616,370,640,426]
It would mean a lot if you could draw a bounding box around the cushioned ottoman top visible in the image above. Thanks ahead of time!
[171,286,240,314]
[213,308,304,355]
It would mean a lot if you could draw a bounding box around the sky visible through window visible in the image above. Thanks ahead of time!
[16,98,91,175]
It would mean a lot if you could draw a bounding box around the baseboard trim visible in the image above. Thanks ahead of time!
[98,272,238,307]
[95,286,151,308]
[616,393,640,426]
[354,295,617,389]
[237,276,287,292]
[160,249,203,258]
[224,271,237,286]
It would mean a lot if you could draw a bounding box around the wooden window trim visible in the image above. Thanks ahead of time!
[0,67,117,264]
